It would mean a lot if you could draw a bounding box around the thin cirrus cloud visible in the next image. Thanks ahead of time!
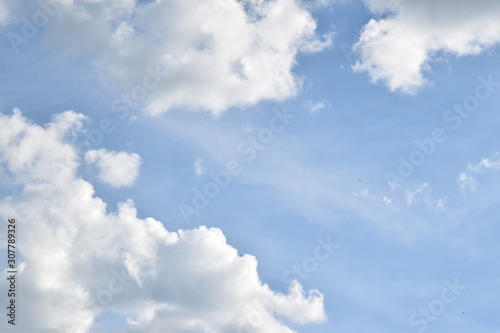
[3,0,331,115]
[353,0,500,93]
[0,109,326,332]
[85,149,142,188]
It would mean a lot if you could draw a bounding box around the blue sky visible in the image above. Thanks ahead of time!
[1,0,500,332]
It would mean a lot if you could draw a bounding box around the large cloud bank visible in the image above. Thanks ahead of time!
[0,109,326,332]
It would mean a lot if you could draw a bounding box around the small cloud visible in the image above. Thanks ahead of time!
[193,157,206,176]
[85,149,142,188]
[355,189,393,206]
[405,183,446,211]
[406,182,429,206]
[309,101,330,114]
[436,197,446,210]
[355,188,376,201]
[458,153,500,192]
[300,32,334,53]
[467,154,500,173]
[457,172,477,193]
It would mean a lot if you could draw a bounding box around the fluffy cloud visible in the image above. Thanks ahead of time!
[85,149,141,188]
[354,0,500,93]
[0,109,326,332]
[4,0,329,114]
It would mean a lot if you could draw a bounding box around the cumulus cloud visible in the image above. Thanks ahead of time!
[0,109,326,332]
[85,149,141,188]
[4,0,329,115]
[354,0,500,93]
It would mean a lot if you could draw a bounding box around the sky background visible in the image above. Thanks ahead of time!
[1,0,500,332]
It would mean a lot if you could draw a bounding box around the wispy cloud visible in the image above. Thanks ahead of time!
[458,152,500,192]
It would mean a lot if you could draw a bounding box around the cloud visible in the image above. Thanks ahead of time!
[467,154,500,173]
[309,100,329,113]
[85,149,142,188]
[4,0,329,115]
[404,182,445,211]
[0,109,326,332]
[457,172,477,193]
[193,157,206,176]
[458,153,500,192]
[406,182,429,206]
[354,0,500,93]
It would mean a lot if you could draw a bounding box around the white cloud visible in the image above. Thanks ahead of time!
[309,100,329,113]
[193,157,206,176]
[355,188,376,201]
[467,154,500,173]
[406,183,429,206]
[354,0,500,93]
[405,182,446,211]
[457,172,477,193]
[85,149,142,188]
[354,189,392,206]
[0,109,326,332]
[4,0,329,115]
[458,153,500,192]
